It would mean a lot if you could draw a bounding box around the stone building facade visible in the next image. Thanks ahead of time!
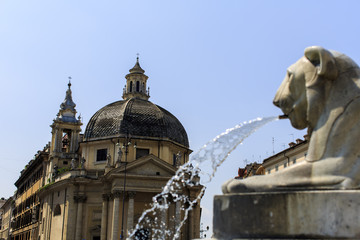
[35,58,202,240]
[262,135,309,174]
[234,135,309,179]
[0,197,13,240]
[11,147,49,240]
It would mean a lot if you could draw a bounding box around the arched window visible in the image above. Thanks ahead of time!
[136,81,140,92]
[54,204,61,216]
[130,82,133,92]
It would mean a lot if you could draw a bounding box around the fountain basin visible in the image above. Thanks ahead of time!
[212,190,360,239]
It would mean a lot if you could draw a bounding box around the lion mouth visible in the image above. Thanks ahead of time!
[278,114,289,119]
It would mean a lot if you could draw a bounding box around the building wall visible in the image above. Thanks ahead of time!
[12,150,48,240]
[0,198,13,240]
[81,138,188,170]
[262,137,309,174]
[49,189,67,240]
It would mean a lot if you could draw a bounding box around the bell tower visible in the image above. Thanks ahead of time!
[122,56,150,100]
[50,80,82,168]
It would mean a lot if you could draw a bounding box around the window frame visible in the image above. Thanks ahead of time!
[136,148,150,159]
[95,148,108,162]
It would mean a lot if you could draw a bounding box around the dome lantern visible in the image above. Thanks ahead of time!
[122,55,150,100]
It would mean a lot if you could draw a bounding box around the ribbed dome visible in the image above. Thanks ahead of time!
[84,98,189,147]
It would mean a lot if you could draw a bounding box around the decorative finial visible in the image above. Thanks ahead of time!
[57,77,77,123]
[136,53,139,62]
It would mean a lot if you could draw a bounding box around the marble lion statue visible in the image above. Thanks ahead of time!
[223,46,360,193]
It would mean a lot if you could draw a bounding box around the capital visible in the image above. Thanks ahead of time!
[128,191,136,199]
[112,190,123,199]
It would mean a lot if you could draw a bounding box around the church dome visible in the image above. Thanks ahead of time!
[84,98,189,147]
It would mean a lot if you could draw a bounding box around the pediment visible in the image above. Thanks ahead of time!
[109,154,176,177]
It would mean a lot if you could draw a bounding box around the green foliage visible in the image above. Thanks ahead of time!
[58,167,70,175]
[39,182,54,191]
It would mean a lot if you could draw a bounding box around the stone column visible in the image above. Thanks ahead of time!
[70,130,75,152]
[101,194,110,240]
[126,192,136,235]
[74,130,81,151]
[175,201,181,231]
[74,195,87,240]
[54,129,59,152]
[111,191,122,240]
[65,188,77,240]
[193,203,201,239]
[188,205,194,239]
[57,128,63,151]
[161,206,168,239]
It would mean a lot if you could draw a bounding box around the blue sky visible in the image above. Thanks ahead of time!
[1,0,360,233]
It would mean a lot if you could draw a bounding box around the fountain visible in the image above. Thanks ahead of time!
[215,46,360,239]
[130,46,360,239]
[129,117,277,239]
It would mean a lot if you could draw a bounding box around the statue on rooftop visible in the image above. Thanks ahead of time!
[53,164,59,180]
[80,157,86,170]
[106,154,111,167]
[71,158,77,170]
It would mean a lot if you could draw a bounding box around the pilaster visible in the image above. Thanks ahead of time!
[111,191,122,240]
[101,194,110,240]
[74,195,87,240]
[126,191,136,235]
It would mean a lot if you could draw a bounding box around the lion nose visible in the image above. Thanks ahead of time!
[273,99,280,107]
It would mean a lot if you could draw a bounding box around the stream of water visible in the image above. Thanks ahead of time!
[129,116,278,239]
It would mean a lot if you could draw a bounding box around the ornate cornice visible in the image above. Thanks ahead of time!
[74,195,87,203]
[102,193,111,201]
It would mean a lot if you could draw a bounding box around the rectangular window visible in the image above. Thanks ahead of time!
[275,165,279,171]
[136,148,149,159]
[293,158,297,164]
[173,154,177,166]
[96,149,107,162]
[284,162,287,168]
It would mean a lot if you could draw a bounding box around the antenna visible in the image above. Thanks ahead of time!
[68,76,72,88]
[272,137,275,154]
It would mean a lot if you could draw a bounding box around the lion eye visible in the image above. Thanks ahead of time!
[287,71,293,77]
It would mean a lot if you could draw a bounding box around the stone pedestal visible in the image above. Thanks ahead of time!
[212,190,360,239]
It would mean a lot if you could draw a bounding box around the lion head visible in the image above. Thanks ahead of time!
[273,46,360,163]
[273,46,341,132]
